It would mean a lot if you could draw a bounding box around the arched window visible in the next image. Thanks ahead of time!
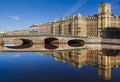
[58,24,61,35]
[102,8,104,13]
[107,9,110,13]
[68,23,72,35]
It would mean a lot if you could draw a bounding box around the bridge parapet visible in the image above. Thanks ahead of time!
[0,34,87,38]
[0,34,87,45]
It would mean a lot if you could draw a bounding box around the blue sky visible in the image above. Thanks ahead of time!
[0,0,120,32]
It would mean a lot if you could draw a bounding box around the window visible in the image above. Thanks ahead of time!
[68,24,72,35]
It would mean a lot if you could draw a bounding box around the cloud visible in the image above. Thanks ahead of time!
[10,16,20,20]
[64,0,88,16]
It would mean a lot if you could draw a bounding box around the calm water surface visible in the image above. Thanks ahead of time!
[0,44,120,82]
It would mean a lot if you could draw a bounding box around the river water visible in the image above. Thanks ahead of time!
[0,44,120,82]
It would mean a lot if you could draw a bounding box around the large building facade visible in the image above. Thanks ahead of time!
[6,2,120,38]
[52,2,120,38]
[29,22,52,35]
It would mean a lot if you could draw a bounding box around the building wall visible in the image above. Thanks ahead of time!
[52,2,120,38]
[85,16,98,37]
[5,30,30,35]
[4,2,120,38]
[30,23,52,35]
[110,15,120,28]
[52,14,87,37]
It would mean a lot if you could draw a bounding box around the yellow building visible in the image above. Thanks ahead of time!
[52,2,120,38]
[30,22,52,35]
[5,30,30,35]
[52,14,87,37]
[6,2,119,38]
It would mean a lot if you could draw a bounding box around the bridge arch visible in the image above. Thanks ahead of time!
[44,37,59,49]
[6,39,33,49]
[68,39,85,47]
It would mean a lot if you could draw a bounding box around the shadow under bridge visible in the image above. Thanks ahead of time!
[68,39,85,47]
[6,39,33,49]
[45,37,59,49]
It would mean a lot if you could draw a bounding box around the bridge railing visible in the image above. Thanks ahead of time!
[0,34,87,38]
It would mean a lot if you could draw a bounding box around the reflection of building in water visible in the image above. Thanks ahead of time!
[35,51,53,56]
[52,49,120,80]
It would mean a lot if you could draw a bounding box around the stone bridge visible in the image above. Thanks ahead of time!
[0,34,88,45]
[0,34,120,52]
[0,34,102,52]
[0,34,103,45]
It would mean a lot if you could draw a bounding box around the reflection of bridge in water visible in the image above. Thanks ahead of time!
[0,43,120,80]
[0,43,91,52]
